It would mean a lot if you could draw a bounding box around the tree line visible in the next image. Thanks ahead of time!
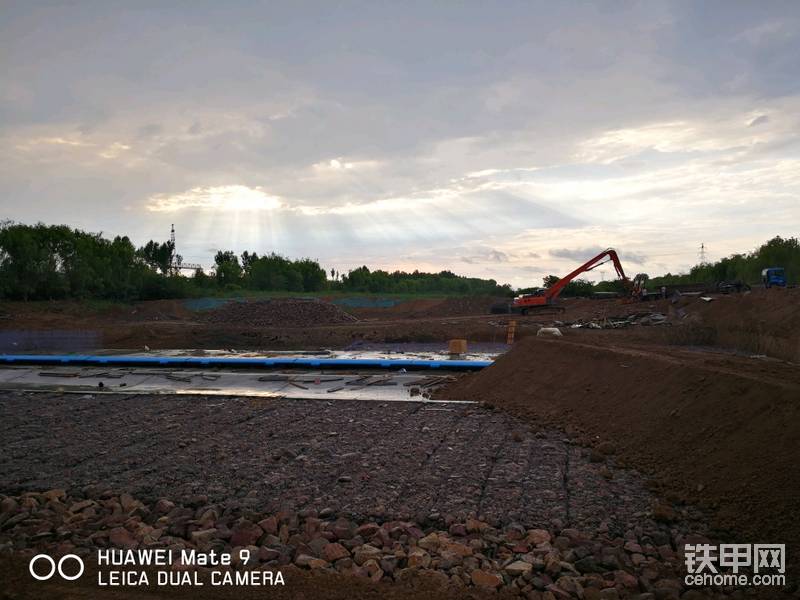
[0,222,510,300]
[647,236,799,288]
[525,236,799,297]
[1,222,795,301]
[336,266,511,296]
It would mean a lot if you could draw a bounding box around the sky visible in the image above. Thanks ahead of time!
[1,1,799,287]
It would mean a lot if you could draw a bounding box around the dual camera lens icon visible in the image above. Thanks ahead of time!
[29,554,84,581]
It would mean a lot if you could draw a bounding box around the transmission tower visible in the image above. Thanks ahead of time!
[169,224,201,272]
[699,243,707,264]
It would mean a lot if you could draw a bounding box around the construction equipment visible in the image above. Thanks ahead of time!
[762,267,787,288]
[495,248,632,315]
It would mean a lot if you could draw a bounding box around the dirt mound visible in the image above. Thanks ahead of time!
[347,296,500,321]
[200,298,358,327]
[680,287,800,361]
[392,296,500,318]
[437,337,800,553]
[433,295,501,316]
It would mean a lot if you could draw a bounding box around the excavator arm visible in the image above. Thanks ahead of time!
[512,248,630,312]
[545,248,628,302]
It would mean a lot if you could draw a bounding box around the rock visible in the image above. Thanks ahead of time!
[119,493,139,512]
[614,569,639,589]
[537,327,563,337]
[553,536,571,551]
[527,529,551,545]
[471,569,503,589]
[321,542,350,562]
[154,499,175,514]
[380,555,399,574]
[353,544,382,566]
[190,528,218,545]
[0,498,19,514]
[307,535,328,557]
[544,556,562,576]
[407,547,431,568]
[466,518,489,533]
[417,569,449,588]
[42,489,66,503]
[362,559,383,582]
[448,523,467,537]
[555,575,584,596]
[307,558,329,570]
[574,557,602,574]
[353,522,379,538]
[417,532,440,551]
[652,504,676,523]
[294,554,315,567]
[506,560,533,577]
[257,516,278,535]
[69,499,95,513]
[444,541,474,560]
[332,519,356,539]
[109,527,138,549]
[624,541,643,554]
[258,547,280,562]
[437,549,463,569]
[230,520,263,547]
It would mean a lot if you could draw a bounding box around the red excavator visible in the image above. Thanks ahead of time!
[495,248,635,315]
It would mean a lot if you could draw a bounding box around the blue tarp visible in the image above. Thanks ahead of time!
[0,354,491,371]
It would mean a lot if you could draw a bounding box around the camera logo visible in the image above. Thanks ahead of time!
[29,554,84,581]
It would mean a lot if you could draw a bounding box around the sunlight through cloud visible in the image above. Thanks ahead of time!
[146,185,282,212]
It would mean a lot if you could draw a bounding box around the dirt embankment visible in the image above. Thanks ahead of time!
[675,288,800,362]
[199,299,358,328]
[437,337,800,552]
[347,296,502,321]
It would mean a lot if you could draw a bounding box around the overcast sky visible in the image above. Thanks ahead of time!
[1,1,799,287]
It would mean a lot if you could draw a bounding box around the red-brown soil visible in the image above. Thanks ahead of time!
[680,287,800,362]
[437,336,800,554]
[347,296,502,320]
[199,298,357,327]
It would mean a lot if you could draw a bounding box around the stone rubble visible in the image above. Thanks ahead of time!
[0,489,755,599]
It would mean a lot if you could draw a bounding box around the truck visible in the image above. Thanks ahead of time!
[762,267,787,288]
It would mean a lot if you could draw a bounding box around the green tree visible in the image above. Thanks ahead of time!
[214,251,242,286]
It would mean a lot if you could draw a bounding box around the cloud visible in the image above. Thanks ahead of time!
[550,246,648,265]
[461,248,511,264]
[146,185,283,212]
[312,157,382,172]
[1,2,800,282]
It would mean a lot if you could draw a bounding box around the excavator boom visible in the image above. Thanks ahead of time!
[512,248,630,313]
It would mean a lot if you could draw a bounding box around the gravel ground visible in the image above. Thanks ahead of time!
[2,391,774,599]
[2,391,673,536]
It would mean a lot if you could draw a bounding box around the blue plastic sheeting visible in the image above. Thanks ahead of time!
[0,354,491,371]
[183,297,245,311]
[330,297,401,308]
